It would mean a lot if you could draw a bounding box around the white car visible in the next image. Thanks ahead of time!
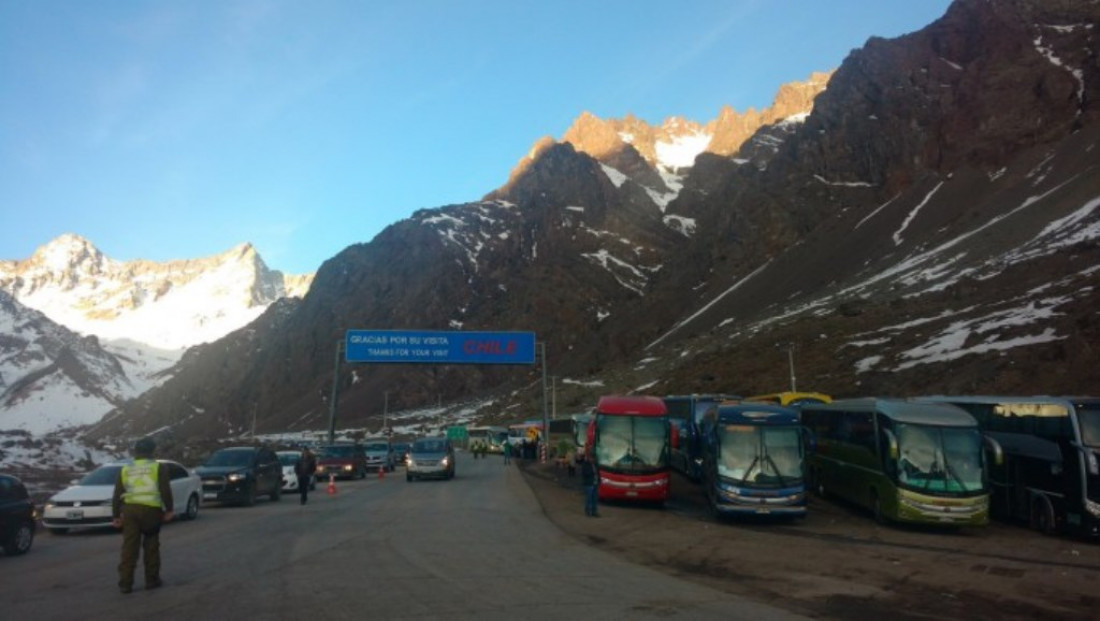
[277,450,316,491]
[42,460,202,534]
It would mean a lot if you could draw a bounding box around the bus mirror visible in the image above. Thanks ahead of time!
[983,435,1004,467]
[883,429,899,461]
[802,427,816,453]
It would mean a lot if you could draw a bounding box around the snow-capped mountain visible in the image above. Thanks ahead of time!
[0,291,136,433]
[0,234,312,350]
[0,235,313,434]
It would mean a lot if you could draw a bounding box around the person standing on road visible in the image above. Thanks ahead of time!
[579,452,599,517]
[295,447,318,505]
[111,437,174,594]
[503,439,512,465]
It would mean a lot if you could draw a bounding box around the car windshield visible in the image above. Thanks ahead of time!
[392,444,409,452]
[277,453,301,466]
[203,450,254,467]
[79,464,124,485]
[716,425,803,487]
[365,443,389,452]
[1078,404,1100,446]
[319,445,358,458]
[412,440,446,453]
[896,424,984,493]
[595,415,668,473]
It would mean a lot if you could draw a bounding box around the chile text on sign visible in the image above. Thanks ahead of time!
[345,330,536,365]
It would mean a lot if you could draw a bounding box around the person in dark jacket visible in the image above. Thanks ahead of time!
[111,437,174,594]
[579,452,598,517]
[295,447,318,505]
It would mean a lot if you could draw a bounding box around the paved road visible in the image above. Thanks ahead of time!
[1,453,807,620]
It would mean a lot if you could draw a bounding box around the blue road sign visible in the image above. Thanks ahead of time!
[345,330,536,365]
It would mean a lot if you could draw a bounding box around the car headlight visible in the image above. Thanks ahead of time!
[342,464,353,471]
[441,456,450,466]
[227,473,246,482]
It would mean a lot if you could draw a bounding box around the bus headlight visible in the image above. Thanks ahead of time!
[1086,499,1100,517]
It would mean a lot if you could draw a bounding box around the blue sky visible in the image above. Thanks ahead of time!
[0,1,951,275]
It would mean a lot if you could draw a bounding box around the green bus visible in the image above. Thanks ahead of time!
[800,398,991,527]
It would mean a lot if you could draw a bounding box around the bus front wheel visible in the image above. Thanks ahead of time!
[813,470,827,499]
[1030,495,1056,535]
[871,490,887,525]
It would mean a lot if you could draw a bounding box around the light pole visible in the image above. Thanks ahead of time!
[787,344,797,392]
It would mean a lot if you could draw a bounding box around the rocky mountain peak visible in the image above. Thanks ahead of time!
[27,233,108,277]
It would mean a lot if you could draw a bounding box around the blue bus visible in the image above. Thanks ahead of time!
[699,402,807,518]
[663,394,739,482]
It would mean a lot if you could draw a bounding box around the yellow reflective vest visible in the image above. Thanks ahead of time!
[122,459,163,508]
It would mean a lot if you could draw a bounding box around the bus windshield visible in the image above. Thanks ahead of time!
[596,415,668,473]
[896,424,983,494]
[1078,404,1100,447]
[716,425,803,487]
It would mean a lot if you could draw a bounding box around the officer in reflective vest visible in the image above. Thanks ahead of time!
[111,437,174,594]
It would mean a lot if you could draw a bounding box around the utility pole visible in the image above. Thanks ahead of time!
[551,376,557,419]
[383,390,389,437]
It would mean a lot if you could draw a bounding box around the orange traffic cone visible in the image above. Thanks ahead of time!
[327,473,337,495]
[378,465,385,479]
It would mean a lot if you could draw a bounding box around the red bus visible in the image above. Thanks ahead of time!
[587,395,676,505]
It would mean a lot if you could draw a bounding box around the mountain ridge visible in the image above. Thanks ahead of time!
[53,0,1100,445]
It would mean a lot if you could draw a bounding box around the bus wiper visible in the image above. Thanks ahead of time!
[740,455,762,484]
[763,451,788,488]
[942,458,966,490]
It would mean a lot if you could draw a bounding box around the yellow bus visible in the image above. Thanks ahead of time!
[745,392,832,407]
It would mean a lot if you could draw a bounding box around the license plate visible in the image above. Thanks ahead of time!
[626,491,638,497]
[203,492,218,500]
[755,508,771,514]
[66,509,84,520]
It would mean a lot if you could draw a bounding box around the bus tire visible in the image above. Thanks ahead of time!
[871,490,887,525]
[1031,495,1056,535]
[813,469,828,499]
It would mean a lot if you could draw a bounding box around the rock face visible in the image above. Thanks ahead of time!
[89,0,1100,443]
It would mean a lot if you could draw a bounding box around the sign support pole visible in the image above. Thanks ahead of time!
[539,342,548,463]
[328,339,341,445]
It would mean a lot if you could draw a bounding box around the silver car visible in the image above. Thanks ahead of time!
[405,437,455,481]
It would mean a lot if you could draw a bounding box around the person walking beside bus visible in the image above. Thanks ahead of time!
[295,447,317,505]
[579,452,598,517]
[503,439,513,465]
[111,437,174,594]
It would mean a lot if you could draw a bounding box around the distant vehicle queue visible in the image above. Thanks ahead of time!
[549,391,1099,539]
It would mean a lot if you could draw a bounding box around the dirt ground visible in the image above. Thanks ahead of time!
[519,460,1100,621]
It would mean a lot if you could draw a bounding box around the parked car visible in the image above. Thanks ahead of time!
[0,474,35,555]
[364,440,397,473]
[406,437,455,481]
[277,450,316,492]
[42,460,201,534]
[391,442,411,464]
[314,443,367,480]
[195,446,282,506]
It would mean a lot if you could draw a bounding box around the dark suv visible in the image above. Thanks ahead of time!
[0,474,35,556]
[315,444,368,480]
[195,446,282,506]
